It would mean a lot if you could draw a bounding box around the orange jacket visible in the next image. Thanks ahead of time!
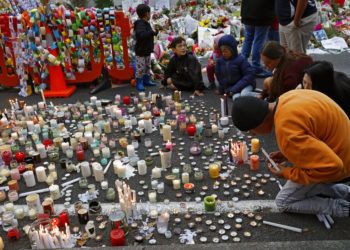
[275,89,350,184]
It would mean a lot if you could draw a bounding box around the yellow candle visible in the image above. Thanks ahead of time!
[209,163,220,179]
[251,138,260,153]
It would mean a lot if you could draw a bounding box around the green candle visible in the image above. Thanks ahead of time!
[106,188,116,201]
[204,196,216,212]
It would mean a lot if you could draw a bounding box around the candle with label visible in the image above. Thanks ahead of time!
[251,138,260,153]
[250,155,260,171]
[162,125,171,142]
[137,160,147,175]
[35,166,47,182]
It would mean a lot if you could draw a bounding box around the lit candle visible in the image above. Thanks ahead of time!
[209,163,220,179]
[137,160,147,175]
[251,138,260,153]
[181,172,190,184]
[173,179,181,190]
[152,167,162,179]
[35,166,47,182]
[165,140,173,151]
[23,171,36,187]
[92,163,104,182]
[250,155,260,171]
[162,125,171,142]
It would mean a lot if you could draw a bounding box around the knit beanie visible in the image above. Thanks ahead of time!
[231,96,269,131]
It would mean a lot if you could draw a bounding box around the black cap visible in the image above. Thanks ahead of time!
[231,96,269,131]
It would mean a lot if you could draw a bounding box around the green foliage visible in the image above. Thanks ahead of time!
[95,0,114,9]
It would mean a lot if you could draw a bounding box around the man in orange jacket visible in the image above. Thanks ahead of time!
[231,89,350,216]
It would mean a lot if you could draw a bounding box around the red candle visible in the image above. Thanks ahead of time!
[250,155,260,171]
[51,218,60,227]
[76,146,85,161]
[187,124,196,136]
[123,96,131,105]
[59,211,69,226]
[110,229,125,246]
[18,164,26,174]
[43,139,53,148]
[2,150,12,165]
[7,228,20,241]
[15,152,25,163]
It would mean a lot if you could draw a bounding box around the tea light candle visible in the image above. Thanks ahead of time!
[35,166,47,182]
[251,138,260,153]
[23,171,36,187]
[152,167,162,179]
[173,179,181,190]
[92,163,104,182]
[127,145,135,157]
[137,160,147,175]
[162,125,171,142]
[81,161,91,177]
[181,172,190,184]
[250,155,260,171]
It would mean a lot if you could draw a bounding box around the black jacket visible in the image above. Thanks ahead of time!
[134,19,156,57]
[162,53,205,91]
[241,0,275,26]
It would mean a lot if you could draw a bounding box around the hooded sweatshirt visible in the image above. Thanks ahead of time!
[215,35,256,94]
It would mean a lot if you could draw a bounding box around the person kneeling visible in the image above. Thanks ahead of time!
[161,37,205,96]
[215,34,257,100]
[231,90,350,217]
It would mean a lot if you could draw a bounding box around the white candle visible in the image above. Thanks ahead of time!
[127,145,135,157]
[220,98,225,118]
[27,121,35,132]
[138,120,145,129]
[70,138,78,150]
[218,129,224,139]
[40,89,46,105]
[90,96,97,105]
[38,101,45,109]
[23,171,36,187]
[211,124,218,133]
[50,119,57,128]
[101,147,111,158]
[160,149,172,169]
[182,172,190,184]
[92,163,104,182]
[173,179,181,190]
[148,191,157,203]
[137,160,147,175]
[61,142,69,154]
[130,116,137,126]
[11,132,18,140]
[49,184,60,200]
[162,125,171,142]
[144,119,153,134]
[124,119,132,128]
[84,131,93,144]
[116,164,126,178]
[152,167,162,179]
[115,109,122,119]
[81,161,91,177]
[151,180,158,189]
[15,208,25,219]
[35,166,47,182]
[157,182,165,194]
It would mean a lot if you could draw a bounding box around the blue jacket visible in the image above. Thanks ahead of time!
[215,35,256,94]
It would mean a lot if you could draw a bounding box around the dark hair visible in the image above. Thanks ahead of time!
[170,37,186,49]
[262,41,309,100]
[304,61,350,118]
[136,4,150,18]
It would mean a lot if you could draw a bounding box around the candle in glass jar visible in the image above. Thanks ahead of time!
[10,168,20,180]
[102,147,111,158]
[49,184,61,200]
[35,166,47,182]
[209,163,220,179]
[110,228,125,246]
[116,164,126,178]
[251,138,260,153]
[172,179,181,190]
[59,211,69,226]
[81,161,91,177]
[250,155,260,171]
[127,145,135,157]
[157,182,165,194]
[181,172,190,184]
[23,171,36,187]
[137,160,147,175]
[61,142,69,154]
[148,190,157,203]
[152,167,162,179]
[92,163,104,182]
[211,124,218,133]
[76,145,85,161]
[8,180,19,192]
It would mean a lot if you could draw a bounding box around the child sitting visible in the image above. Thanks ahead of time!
[206,33,225,89]
[215,34,257,100]
[162,37,205,96]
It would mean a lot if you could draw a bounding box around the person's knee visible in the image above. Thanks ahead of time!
[275,191,290,212]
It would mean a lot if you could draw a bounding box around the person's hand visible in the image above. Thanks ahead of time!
[293,18,301,27]
[193,90,204,96]
[267,161,287,178]
[269,151,287,164]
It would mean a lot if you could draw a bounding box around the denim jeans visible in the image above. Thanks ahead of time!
[232,85,258,100]
[275,180,350,217]
[241,25,269,73]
